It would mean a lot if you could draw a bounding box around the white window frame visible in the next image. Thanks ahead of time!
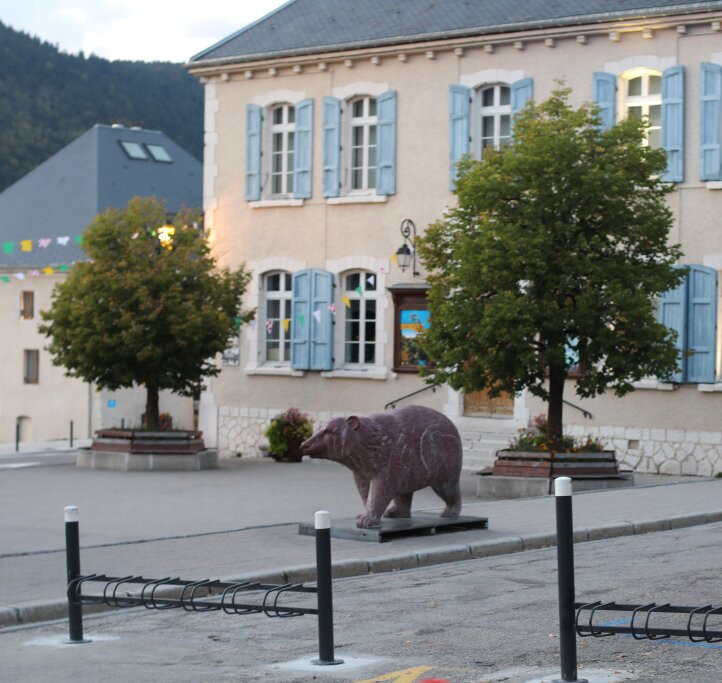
[267,103,295,198]
[340,269,379,367]
[345,96,378,195]
[618,68,662,148]
[261,270,293,365]
[475,83,512,158]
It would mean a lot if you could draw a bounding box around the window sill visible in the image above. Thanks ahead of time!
[245,365,304,377]
[249,198,304,208]
[697,383,722,392]
[632,379,676,391]
[321,368,388,380]
[326,194,387,205]
[706,181,722,190]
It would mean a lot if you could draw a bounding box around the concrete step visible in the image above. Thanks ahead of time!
[451,416,521,472]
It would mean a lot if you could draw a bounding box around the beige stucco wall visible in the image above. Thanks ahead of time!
[0,273,194,445]
[193,14,722,473]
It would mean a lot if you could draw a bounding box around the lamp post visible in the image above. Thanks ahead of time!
[396,219,419,277]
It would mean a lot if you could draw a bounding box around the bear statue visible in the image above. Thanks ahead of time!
[301,405,463,528]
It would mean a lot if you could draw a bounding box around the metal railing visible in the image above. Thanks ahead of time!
[384,382,440,410]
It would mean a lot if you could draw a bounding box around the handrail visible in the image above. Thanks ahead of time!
[384,383,441,410]
[562,399,593,420]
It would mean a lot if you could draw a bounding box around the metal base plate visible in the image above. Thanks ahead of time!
[298,513,488,542]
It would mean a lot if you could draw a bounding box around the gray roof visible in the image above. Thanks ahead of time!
[0,125,201,269]
[191,0,722,64]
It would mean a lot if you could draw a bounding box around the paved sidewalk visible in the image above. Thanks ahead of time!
[0,453,720,629]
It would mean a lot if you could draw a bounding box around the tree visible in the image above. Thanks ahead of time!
[39,196,253,429]
[417,87,684,446]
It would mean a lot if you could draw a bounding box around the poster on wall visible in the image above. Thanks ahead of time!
[399,309,430,368]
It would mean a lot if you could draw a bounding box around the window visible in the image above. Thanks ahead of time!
[20,291,34,320]
[119,141,148,160]
[322,90,397,197]
[245,99,312,201]
[390,285,430,372]
[262,271,293,363]
[23,350,39,384]
[145,144,172,162]
[342,271,377,365]
[449,78,533,188]
[478,84,511,156]
[620,69,662,148]
[269,104,295,196]
[349,97,377,192]
[659,265,717,383]
[594,66,684,182]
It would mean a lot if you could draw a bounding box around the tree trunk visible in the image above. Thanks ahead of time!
[547,363,565,447]
[145,385,160,430]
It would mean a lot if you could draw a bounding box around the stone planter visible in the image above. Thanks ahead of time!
[269,438,304,463]
[76,429,217,471]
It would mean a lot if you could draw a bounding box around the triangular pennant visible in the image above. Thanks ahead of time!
[354,285,363,297]
[341,295,351,308]
[38,238,52,248]
[390,252,398,265]
[57,236,70,246]
[43,267,54,275]
[366,274,375,287]
[14,272,25,280]
[2,242,14,255]
[28,270,41,277]
[265,320,274,333]
[328,303,336,316]
[297,314,305,327]
[57,264,69,272]
[74,234,83,245]
[0,276,10,283]
[282,318,290,332]
[312,309,321,323]
[20,240,33,252]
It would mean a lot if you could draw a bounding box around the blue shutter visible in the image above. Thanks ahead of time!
[661,66,684,183]
[293,98,313,199]
[309,270,335,370]
[659,270,688,382]
[593,72,617,131]
[686,265,717,383]
[700,63,722,181]
[511,78,533,116]
[245,104,262,201]
[291,270,311,370]
[449,84,470,189]
[376,90,397,196]
[322,96,341,197]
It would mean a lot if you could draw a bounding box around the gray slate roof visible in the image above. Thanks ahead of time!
[0,125,201,269]
[191,0,722,64]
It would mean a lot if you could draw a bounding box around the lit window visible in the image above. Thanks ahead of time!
[119,141,148,160]
[479,84,511,157]
[269,104,295,196]
[20,291,34,320]
[343,271,377,365]
[620,69,662,148]
[146,144,172,162]
[350,97,377,191]
[263,271,293,363]
[23,350,39,384]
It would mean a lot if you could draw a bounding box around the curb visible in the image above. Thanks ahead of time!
[2,510,721,630]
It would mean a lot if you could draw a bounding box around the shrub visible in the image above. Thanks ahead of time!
[264,408,313,457]
[507,415,605,453]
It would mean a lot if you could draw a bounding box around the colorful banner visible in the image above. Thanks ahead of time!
[341,295,351,308]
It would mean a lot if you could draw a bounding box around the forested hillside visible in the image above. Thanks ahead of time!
[0,21,203,192]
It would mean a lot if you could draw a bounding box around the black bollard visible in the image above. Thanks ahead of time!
[69,420,74,448]
[65,506,90,643]
[552,477,586,683]
[312,511,343,666]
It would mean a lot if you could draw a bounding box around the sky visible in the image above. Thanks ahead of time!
[0,0,289,62]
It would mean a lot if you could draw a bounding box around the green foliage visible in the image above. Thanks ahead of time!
[417,86,683,440]
[39,197,253,426]
[264,408,313,456]
[507,415,604,453]
[0,21,202,192]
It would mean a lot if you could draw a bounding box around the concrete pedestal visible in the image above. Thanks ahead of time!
[76,448,218,471]
[477,472,634,499]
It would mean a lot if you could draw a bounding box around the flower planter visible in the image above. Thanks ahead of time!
[76,429,217,471]
[492,450,619,478]
[269,438,304,463]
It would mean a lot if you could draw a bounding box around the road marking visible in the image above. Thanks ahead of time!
[0,462,41,469]
[354,666,434,683]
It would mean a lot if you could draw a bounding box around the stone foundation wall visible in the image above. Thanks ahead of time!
[217,406,346,458]
[566,425,722,477]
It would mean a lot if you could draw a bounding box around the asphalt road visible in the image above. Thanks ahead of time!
[2,522,720,682]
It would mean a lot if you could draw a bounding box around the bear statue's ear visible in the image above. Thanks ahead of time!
[346,416,360,431]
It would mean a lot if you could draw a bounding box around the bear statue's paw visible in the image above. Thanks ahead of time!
[356,512,382,528]
[383,506,412,518]
[440,506,462,518]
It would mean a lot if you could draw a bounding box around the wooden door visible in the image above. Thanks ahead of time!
[463,388,514,416]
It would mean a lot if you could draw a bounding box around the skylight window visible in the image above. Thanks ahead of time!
[146,144,173,162]
[119,141,148,160]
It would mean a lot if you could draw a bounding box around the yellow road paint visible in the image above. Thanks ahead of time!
[354,665,434,683]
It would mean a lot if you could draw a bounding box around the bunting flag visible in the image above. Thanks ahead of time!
[390,252,398,265]
[265,320,274,333]
[38,238,52,248]
[0,276,10,283]
[2,242,13,255]
[74,235,83,245]
[354,286,363,298]
[14,273,25,280]
[328,303,336,316]
[57,236,70,246]
[282,318,290,332]
[249,319,257,330]
[42,267,54,275]
[297,314,306,328]
[0,234,83,255]
[0,264,72,282]
[20,240,33,252]
[341,295,351,308]
[366,274,375,287]
[312,309,321,323]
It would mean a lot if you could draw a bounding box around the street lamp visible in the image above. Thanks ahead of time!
[396,218,419,277]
